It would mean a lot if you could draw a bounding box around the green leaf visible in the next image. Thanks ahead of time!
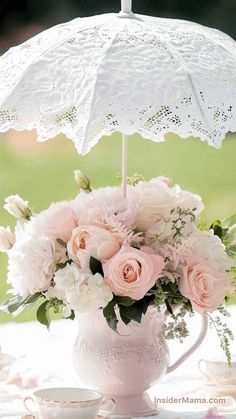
[103,299,116,318]
[139,297,152,315]
[115,296,134,306]
[165,299,173,315]
[56,238,67,247]
[210,220,223,239]
[226,244,236,257]
[68,310,75,320]
[106,315,119,333]
[103,299,118,333]
[24,292,43,304]
[119,304,143,323]
[119,308,131,325]
[90,256,104,276]
[36,301,51,328]
[222,214,236,228]
[7,295,26,314]
[56,259,73,271]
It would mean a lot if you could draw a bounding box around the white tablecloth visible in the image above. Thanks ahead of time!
[0,306,236,419]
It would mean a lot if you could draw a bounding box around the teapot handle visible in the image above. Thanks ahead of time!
[166,312,208,374]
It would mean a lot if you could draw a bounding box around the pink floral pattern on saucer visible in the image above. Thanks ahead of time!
[38,396,102,408]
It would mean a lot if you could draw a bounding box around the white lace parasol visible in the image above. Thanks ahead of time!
[0,0,236,194]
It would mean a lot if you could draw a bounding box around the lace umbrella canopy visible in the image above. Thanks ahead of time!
[0,0,236,196]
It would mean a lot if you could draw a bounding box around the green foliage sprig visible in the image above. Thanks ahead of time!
[208,307,234,366]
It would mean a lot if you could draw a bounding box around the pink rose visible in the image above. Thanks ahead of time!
[33,202,77,242]
[103,245,165,300]
[67,224,120,262]
[179,256,230,313]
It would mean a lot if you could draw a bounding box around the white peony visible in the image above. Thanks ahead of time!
[0,226,15,252]
[4,195,31,219]
[7,236,55,298]
[67,224,120,263]
[172,185,204,215]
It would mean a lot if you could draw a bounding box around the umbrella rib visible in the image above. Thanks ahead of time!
[164,41,216,143]
[80,26,121,155]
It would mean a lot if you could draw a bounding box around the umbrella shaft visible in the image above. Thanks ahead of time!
[121,0,132,13]
[122,134,128,199]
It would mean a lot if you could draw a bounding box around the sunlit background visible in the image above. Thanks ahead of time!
[0,0,236,323]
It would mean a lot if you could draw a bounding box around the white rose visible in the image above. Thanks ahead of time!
[0,226,15,252]
[4,195,31,219]
[66,273,113,313]
[7,236,55,298]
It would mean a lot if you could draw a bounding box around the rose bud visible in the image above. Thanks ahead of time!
[74,170,91,192]
[4,195,32,219]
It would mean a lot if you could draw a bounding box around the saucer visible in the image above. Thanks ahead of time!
[22,416,110,419]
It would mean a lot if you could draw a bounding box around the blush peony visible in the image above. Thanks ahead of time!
[32,201,77,242]
[67,224,120,262]
[103,245,165,300]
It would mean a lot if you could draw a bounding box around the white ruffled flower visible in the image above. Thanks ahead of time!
[46,263,84,301]
[159,227,232,274]
[146,220,174,243]
[128,178,204,231]
[192,230,232,273]
[0,226,15,252]
[7,236,55,298]
[4,195,31,219]
[46,263,112,313]
[73,187,136,228]
[66,272,113,313]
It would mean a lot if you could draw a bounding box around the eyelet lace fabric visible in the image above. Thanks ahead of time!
[0,13,236,154]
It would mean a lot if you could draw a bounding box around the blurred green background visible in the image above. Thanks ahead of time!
[0,131,236,323]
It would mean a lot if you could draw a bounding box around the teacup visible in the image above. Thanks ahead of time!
[198,358,236,385]
[23,387,115,419]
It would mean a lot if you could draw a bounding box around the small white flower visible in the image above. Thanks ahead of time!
[54,263,84,291]
[4,195,31,219]
[47,263,113,313]
[45,263,84,301]
[0,226,15,252]
[66,273,113,313]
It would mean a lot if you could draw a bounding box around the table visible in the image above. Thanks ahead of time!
[0,306,236,418]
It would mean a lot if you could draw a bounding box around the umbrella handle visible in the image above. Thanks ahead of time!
[122,134,128,199]
[121,0,132,14]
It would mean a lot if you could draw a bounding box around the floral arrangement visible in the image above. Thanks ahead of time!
[0,172,235,362]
